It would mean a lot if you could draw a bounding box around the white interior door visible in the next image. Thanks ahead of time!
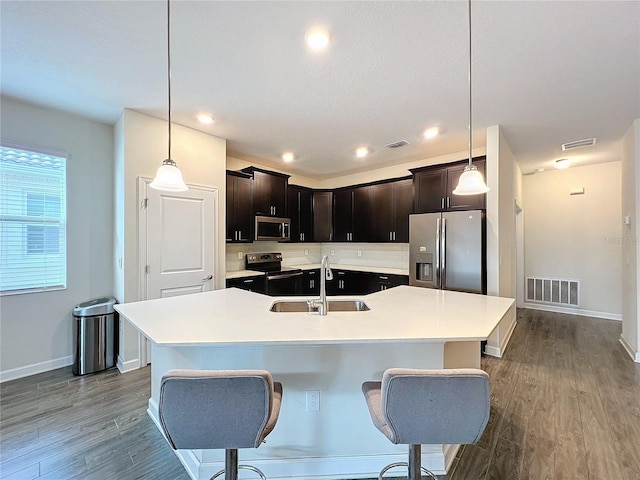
[144,183,216,299]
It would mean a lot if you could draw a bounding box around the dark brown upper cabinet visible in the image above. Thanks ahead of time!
[241,167,289,217]
[370,178,413,242]
[226,170,253,243]
[411,157,486,213]
[312,191,333,242]
[333,185,372,242]
[287,185,314,242]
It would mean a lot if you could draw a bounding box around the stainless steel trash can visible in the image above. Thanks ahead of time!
[72,297,117,376]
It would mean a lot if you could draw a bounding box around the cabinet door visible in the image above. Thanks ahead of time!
[226,174,253,242]
[371,183,394,242]
[302,269,320,295]
[226,175,236,241]
[352,186,372,241]
[269,174,287,216]
[252,170,288,216]
[446,159,486,211]
[287,186,302,242]
[313,191,333,242]
[333,189,353,242]
[414,167,447,213]
[299,188,313,242]
[234,176,253,241]
[288,186,314,242]
[252,171,272,215]
[393,179,414,242]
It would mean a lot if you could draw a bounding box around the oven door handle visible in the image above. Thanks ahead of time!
[267,271,303,280]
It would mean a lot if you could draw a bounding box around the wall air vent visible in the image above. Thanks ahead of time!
[526,277,579,307]
[562,138,596,151]
[385,140,409,149]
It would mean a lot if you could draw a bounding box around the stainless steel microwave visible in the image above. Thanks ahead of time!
[255,216,291,241]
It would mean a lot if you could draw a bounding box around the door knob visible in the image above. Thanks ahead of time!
[202,275,213,281]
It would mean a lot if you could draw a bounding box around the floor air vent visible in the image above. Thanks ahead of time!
[526,277,579,307]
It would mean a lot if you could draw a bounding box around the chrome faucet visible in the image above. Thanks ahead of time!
[308,255,333,315]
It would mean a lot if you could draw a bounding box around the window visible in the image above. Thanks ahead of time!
[0,145,67,294]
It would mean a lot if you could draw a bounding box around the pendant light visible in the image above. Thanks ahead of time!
[453,0,489,196]
[150,0,188,192]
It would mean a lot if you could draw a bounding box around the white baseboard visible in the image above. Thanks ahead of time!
[0,355,73,383]
[147,399,456,480]
[523,303,621,321]
[619,334,640,363]
[117,355,142,373]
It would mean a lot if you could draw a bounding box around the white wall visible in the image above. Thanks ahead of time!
[114,109,227,370]
[523,161,622,319]
[0,96,114,381]
[621,119,640,361]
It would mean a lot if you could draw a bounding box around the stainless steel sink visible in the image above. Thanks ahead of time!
[269,299,370,313]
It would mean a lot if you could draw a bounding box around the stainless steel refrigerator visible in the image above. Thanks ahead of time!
[409,210,486,294]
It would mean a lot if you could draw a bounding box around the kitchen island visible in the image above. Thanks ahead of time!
[115,285,515,480]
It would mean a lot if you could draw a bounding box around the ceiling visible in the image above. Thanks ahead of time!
[1,1,638,179]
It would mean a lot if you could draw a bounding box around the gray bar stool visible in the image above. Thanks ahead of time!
[362,368,490,480]
[159,369,283,480]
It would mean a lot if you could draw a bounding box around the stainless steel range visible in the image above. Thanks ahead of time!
[246,253,303,296]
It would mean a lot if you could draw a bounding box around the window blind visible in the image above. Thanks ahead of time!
[0,145,67,294]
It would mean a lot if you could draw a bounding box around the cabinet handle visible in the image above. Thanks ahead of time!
[447,197,450,208]
[389,232,392,241]
[329,232,332,241]
[441,197,445,209]
[243,279,254,284]
[379,276,389,280]
[302,233,305,241]
[393,231,396,241]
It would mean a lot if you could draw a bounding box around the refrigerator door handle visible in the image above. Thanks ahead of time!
[441,217,447,289]
[435,217,441,288]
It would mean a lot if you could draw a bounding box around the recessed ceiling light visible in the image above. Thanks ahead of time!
[537,168,545,172]
[356,147,370,158]
[306,28,330,50]
[423,127,439,139]
[197,114,214,124]
[282,152,295,163]
[555,158,570,169]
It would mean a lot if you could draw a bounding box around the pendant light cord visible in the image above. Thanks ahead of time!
[167,0,172,162]
[468,0,473,167]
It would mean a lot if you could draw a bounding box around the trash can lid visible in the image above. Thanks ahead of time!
[73,297,117,317]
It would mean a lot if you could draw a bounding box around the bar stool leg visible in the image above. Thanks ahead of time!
[408,444,421,480]
[210,449,267,480]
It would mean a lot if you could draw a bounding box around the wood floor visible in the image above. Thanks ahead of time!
[1,308,639,480]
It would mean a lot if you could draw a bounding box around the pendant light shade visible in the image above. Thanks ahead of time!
[150,159,187,191]
[453,0,489,196]
[453,164,490,195]
[149,0,188,192]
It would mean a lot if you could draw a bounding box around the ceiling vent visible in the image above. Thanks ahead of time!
[562,138,596,151]
[385,140,409,149]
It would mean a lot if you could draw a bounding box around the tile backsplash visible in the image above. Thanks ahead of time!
[226,242,409,272]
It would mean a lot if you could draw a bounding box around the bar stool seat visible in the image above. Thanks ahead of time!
[159,369,283,480]
[362,368,490,480]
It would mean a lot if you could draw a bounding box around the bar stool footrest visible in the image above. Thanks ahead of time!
[378,461,438,480]
[210,464,267,480]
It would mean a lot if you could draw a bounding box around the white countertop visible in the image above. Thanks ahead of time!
[115,286,514,347]
[225,264,409,279]
[290,263,409,276]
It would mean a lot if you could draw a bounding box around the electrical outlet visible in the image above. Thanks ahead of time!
[237,251,243,260]
[331,249,335,256]
[304,249,309,256]
[306,390,320,412]
[357,250,362,257]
